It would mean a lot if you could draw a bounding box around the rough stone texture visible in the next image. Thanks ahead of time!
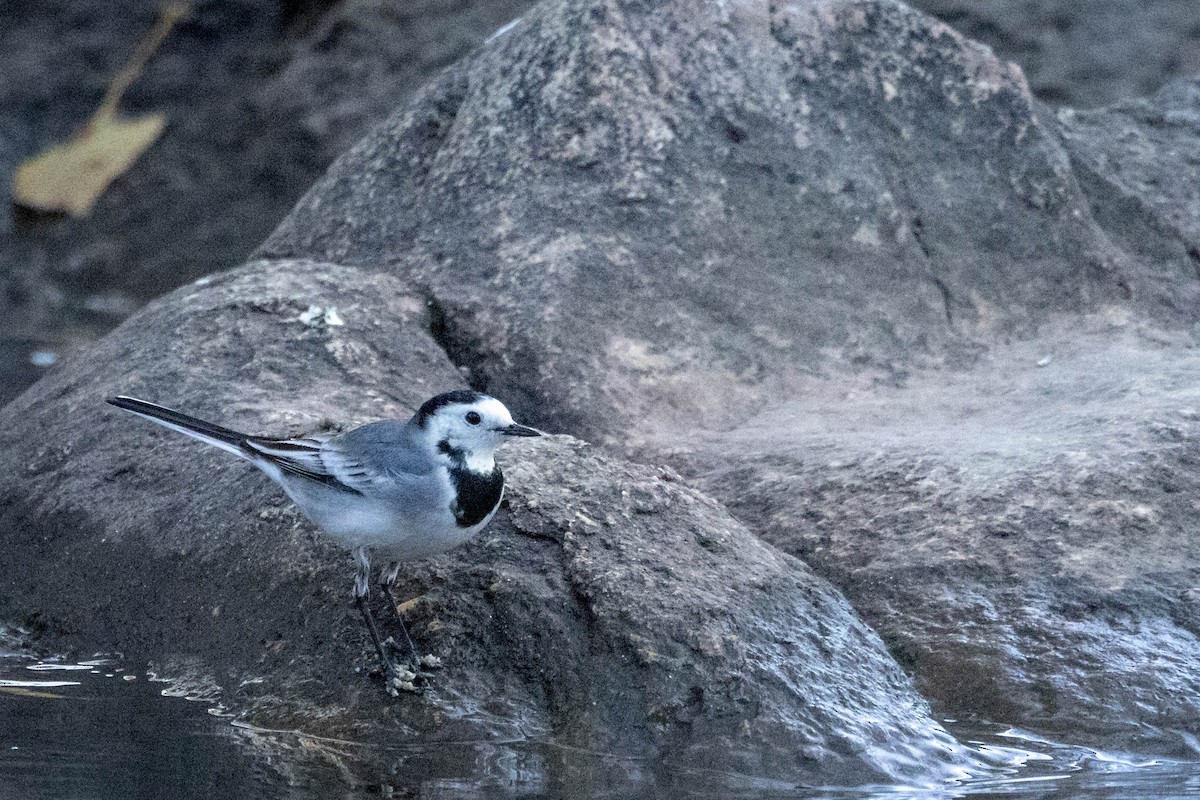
[3,0,1198,409]
[0,260,970,787]
[253,0,1200,755]
[909,0,1200,108]
[259,0,1200,447]
[4,0,1198,408]
[670,328,1200,755]
[1054,77,1200,265]
[9,0,1200,778]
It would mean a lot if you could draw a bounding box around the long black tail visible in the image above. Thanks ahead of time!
[106,396,251,458]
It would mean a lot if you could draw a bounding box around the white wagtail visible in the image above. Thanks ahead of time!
[107,390,541,691]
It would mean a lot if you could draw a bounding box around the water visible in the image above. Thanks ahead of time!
[0,652,258,798]
[3,637,1200,799]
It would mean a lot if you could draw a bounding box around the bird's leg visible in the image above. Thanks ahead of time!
[381,560,402,587]
[352,548,409,690]
[377,561,419,665]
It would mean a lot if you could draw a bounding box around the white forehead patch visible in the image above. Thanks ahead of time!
[475,396,514,426]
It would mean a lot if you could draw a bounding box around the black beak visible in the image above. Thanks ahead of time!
[498,423,542,437]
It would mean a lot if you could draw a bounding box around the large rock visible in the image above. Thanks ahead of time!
[260,0,1200,446]
[0,260,971,787]
[655,69,1200,755]
[254,0,1200,754]
[670,327,1200,755]
[10,0,1200,775]
[4,0,1195,409]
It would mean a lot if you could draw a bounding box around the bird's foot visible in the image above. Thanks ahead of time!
[383,662,421,696]
[382,636,419,670]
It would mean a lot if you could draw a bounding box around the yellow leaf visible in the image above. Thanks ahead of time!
[13,113,166,217]
[393,595,424,615]
[11,2,187,218]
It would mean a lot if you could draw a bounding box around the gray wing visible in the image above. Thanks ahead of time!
[245,419,431,495]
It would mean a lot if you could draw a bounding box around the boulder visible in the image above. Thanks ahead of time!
[260,0,1200,446]
[4,0,1194,412]
[672,327,1200,755]
[10,0,1200,775]
[0,260,971,787]
[256,0,1200,753]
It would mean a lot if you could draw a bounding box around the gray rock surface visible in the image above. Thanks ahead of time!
[5,0,1198,407]
[4,0,1197,408]
[8,0,1200,781]
[670,328,1200,755]
[0,260,971,787]
[261,0,1200,443]
[256,0,1200,753]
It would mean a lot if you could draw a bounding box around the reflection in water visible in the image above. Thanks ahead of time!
[3,634,1200,799]
[0,657,261,797]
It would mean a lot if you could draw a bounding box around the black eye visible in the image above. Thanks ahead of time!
[465,411,482,426]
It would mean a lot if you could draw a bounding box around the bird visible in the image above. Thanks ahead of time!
[106,389,541,692]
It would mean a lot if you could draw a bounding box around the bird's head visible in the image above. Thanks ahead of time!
[414,390,540,471]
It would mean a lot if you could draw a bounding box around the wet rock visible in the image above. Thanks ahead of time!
[10,0,1200,774]
[1,260,459,675]
[670,328,1200,755]
[0,260,971,786]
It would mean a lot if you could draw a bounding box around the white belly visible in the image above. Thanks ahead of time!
[286,482,495,562]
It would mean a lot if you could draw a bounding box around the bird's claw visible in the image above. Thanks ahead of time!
[385,663,420,695]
